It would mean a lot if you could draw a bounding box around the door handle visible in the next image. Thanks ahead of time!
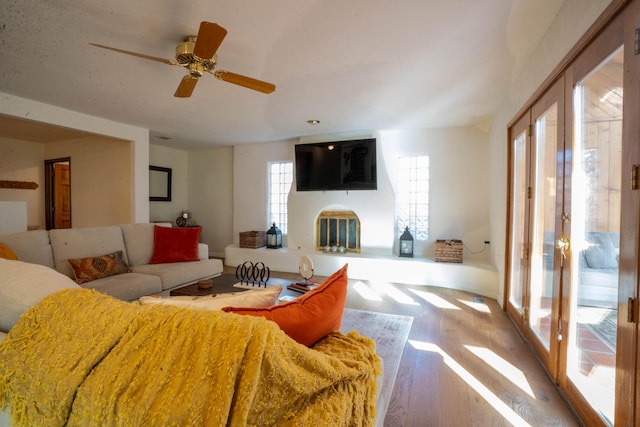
[555,238,570,266]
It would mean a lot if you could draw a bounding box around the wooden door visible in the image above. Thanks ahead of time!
[45,158,71,230]
[54,163,71,229]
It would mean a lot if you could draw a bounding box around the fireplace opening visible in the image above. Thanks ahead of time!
[316,210,360,253]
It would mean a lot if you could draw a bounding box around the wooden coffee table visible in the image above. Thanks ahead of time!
[170,274,304,299]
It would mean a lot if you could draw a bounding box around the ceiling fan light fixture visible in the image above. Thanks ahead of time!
[307,119,320,125]
[188,62,205,77]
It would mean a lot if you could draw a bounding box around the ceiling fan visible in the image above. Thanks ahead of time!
[89,21,275,98]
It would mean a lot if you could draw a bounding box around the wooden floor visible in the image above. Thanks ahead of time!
[223,266,581,426]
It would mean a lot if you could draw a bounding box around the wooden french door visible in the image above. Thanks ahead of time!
[506,76,565,382]
[506,6,639,424]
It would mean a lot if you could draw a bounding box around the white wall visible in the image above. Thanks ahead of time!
[0,138,45,228]
[149,145,234,258]
[488,0,612,303]
[0,93,150,223]
[232,127,490,260]
[188,147,234,257]
[149,144,189,223]
[0,201,27,235]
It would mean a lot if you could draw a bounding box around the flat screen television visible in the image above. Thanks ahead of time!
[295,138,377,191]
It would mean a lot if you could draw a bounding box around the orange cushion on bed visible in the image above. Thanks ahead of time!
[149,225,201,264]
[0,242,18,260]
[223,264,349,346]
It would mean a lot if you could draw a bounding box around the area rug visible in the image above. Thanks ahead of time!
[340,308,413,427]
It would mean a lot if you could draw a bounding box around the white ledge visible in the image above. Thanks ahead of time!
[224,244,498,299]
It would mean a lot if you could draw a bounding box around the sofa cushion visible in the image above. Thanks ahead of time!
[120,223,171,267]
[68,250,130,284]
[0,243,18,260]
[149,225,201,264]
[131,258,223,290]
[583,232,619,269]
[49,226,128,279]
[79,272,163,301]
[0,258,79,332]
[0,230,54,268]
[138,285,282,311]
[223,264,348,346]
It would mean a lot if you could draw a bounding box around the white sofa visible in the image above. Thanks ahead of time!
[0,223,223,302]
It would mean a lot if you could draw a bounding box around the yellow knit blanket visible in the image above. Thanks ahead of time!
[0,288,381,426]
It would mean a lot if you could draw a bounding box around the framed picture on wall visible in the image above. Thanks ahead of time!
[149,166,172,201]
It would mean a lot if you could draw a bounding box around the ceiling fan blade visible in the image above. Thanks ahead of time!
[214,70,276,94]
[193,22,227,59]
[174,75,198,98]
[89,43,177,65]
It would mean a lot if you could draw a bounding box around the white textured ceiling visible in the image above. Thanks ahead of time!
[0,0,564,149]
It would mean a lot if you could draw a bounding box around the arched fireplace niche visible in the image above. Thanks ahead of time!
[316,210,360,253]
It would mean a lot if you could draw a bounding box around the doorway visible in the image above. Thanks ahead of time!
[45,157,71,230]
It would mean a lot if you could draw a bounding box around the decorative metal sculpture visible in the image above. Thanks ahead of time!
[233,261,270,289]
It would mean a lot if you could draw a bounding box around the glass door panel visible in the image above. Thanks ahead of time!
[529,103,559,351]
[567,47,623,424]
[508,126,529,316]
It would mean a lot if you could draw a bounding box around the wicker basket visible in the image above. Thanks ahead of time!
[435,239,463,263]
[239,231,266,248]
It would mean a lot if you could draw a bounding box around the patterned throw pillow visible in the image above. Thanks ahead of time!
[68,251,130,284]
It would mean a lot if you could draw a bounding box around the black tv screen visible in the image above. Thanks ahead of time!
[295,138,377,191]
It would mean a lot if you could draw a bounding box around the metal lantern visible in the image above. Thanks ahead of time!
[399,226,414,257]
[266,222,282,249]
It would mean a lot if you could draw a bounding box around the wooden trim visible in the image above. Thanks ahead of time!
[0,180,38,189]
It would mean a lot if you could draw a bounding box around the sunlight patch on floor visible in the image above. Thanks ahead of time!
[457,299,492,313]
[352,280,383,301]
[466,345,535,398]
[369,281,419,305]
[408,289,460,310]
[409,340,531,427]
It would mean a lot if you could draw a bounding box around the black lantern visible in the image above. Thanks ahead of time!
[266,222,282,249]
[399,226,414,257]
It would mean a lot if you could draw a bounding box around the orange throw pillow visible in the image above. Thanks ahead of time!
[149,225,201,264]
[223,264,349,346]
[0,243,18,260]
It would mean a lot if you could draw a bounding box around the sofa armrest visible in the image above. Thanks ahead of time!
[198,243,209,261]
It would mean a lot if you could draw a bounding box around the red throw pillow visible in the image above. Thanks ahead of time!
[149,225,201,264]
[223,264,348,346]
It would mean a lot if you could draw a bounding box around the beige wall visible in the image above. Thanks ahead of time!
[0,135,133,229]
[45,137,132,227]
[0,93,150,223]
[0,138,45,228]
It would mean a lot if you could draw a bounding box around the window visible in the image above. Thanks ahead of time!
[268,161,293,234]
[396,156,429,240]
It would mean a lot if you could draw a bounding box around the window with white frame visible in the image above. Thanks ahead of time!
[268,161,293,234]
[396,156,429,240]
